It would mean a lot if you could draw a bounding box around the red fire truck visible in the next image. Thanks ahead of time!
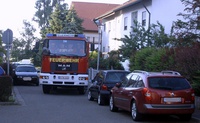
[39,33,89,94]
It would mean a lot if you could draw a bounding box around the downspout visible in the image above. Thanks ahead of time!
[142,0,151,46]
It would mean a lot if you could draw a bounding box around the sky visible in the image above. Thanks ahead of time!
[0,0,128,38]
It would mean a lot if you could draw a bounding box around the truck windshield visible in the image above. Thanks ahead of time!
[48,40,86,56]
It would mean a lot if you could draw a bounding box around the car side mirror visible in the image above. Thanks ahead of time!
[42,47,50,55]
[116,83,122,88]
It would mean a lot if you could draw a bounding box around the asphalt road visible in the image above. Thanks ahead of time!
[0,85,199,123]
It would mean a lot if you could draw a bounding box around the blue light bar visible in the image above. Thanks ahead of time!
[46,33,85,38]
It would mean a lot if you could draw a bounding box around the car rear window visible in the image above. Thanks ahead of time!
[105,72,129,83]
[148,77,191,90]
[16,67,37,72]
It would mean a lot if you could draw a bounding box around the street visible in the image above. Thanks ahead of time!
[0,85,199,123]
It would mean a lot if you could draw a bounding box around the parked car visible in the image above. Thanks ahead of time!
[0,66,5,76]
[109,70,195,121]
[87,70,130,105]
[13,65,39,86]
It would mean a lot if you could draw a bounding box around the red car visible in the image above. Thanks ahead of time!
[110,70,195,121]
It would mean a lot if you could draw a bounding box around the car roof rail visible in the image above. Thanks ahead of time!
[161,70,181,75]
[133,70,149,75]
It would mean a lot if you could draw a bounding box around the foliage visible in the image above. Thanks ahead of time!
[119,21,147,59]
[191,70,200,96]
[89,50,124,70]
[107,51,124,70]
[119,21,174,60]
[33,0,68,37]
[32,41,43,67]
[0,76,13,102]
[130,47,155,71]
[62,6,84,34]
[0,30,6,64]
[47,3,68,33]
[11,21,38,62]
[10,38,25,61]
[173,42,200,79]
[131,42,200,95]
[47,4,64,33]
[172,0,200,46]
[150,22,176,48]
[145,48,166,71]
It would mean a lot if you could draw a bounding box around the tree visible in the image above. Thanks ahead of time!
[119,21,172,60]
[10,38,25,62]
[47,4,64,33]
[33,0,68,37]
[63,6,84,34]
[172,0,200,46]
[20,20,37,59]
[0,30,6,63]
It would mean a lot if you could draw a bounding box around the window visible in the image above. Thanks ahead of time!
[126,74,138,87]
[104,24,106,32]
[142,11,146,26]
[87,37,90,42]
[124,17,128,30]
[108,22,111,31]
[134,76,144,87]
[148,77,191,90]
[131,11,138,28]
[103,47,105,52]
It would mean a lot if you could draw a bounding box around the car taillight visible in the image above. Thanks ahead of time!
[101,84,108,90]
[191,89,195,101]
[142,88,152,101]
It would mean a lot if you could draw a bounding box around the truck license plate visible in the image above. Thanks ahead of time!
[58,76,69,79]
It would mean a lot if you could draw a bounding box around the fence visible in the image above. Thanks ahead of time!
[88,67,99,83]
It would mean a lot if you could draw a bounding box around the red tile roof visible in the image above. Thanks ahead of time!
[71,2,119,32]
[95,0,140,20]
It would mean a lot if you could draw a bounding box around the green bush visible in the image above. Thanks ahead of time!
[130,47,155,71]
[0,76,13,102]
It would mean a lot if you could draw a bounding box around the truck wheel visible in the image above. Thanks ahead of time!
[43,85,51,94]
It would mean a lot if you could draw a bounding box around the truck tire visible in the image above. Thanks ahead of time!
[43,85,51,94]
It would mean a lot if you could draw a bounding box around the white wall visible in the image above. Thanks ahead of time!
[100,0,186,70]
[151,0,185,33]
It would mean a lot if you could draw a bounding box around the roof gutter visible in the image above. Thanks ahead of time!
[94,0,141,20]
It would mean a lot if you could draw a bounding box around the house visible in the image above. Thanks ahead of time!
[70,2,119,50]
[94,0,185,54]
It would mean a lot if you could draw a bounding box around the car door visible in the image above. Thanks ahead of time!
[90,71,104,99]
[114,73,134,108]
[119,74,139,110]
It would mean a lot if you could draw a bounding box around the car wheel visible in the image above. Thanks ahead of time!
[42,85,51,94]
[98,94,105,105]
[131,100,142,121]
[109,95,118,112]
[87,91,94,101]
